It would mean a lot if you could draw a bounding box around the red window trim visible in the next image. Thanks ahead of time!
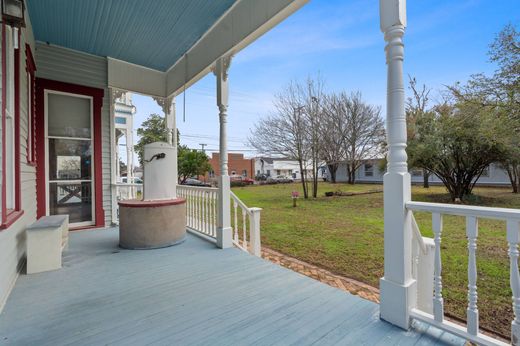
[1,23,23,230]
[25,43,36,166]
[35,78,105,228]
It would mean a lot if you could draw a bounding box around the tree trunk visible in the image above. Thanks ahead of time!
[505,164,520,194]
[422,171,430,188]
[327,163,338,183]
[298,159,308,199]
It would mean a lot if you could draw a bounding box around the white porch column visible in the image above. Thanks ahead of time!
[379,0,416,330]
[153,97,178,187]
[110,88,124,225]
[215,57,233,249]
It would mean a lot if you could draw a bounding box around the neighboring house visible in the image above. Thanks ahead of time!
[114,92,136,183]
[329,160,511,186]
[206,153,255,180]
[254,157,325,180]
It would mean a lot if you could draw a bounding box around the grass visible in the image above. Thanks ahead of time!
[232,182,519,337]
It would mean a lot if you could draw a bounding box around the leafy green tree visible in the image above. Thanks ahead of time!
[449,24,520,193]
[177,147,212,183]
[135,114,211,183]
[135,114,168,166]
[408,98,509,201]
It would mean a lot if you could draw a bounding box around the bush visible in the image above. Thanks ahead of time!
[231,181,247,187]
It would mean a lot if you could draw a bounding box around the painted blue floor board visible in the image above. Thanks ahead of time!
[0,228,466,345]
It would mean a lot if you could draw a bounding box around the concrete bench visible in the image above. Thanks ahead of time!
[26,215,69,274]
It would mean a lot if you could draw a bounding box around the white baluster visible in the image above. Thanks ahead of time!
[233,201,239,243]
[432,212,444,322]
[466,216,479,335]
[242,209,247,250]
[213,191,217,237]
[202,191,206,234]
[249,208,262,257]
[507,220,520,344]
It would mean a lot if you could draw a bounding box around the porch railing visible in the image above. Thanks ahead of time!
[113,183,143,222]
[177,185,262,256]
[407,201,519,346]
[177,185,218,239]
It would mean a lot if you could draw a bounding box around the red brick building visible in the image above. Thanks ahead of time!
[205,153,255,180]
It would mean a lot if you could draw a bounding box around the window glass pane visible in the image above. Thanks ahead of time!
[115,117,126,124]
[48,93,91,138]
[49,182,92,224]
[48,138,92,180]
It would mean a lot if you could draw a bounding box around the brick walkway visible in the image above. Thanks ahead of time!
[261,247,380,303]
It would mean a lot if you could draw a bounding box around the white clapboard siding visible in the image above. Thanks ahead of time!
[0,14,39,312]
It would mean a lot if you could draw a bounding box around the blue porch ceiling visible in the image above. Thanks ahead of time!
[27,0,237,72]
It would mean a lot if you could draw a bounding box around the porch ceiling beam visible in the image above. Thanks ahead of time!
[108,58,166,98]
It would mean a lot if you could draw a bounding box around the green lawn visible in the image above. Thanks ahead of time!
[232,182,518,337]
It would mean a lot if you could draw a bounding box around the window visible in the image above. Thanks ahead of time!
[266,170,270,176]
[288,169,293,175]
[242,169,247,177]
[276,170,281,175]
[364,163,374,177]
[231,170,236,176]
[25,43,36,165]
[115,116,126,124]
[1,24,23,228]
[411,169,422,177]
[256,170,260,175]
[209,170,215,178]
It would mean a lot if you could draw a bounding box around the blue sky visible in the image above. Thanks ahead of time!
[126,0,519,161]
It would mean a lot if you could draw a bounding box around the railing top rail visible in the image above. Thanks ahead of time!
[177,185,218,193]
[114,183,143,187]
[406,201,520,221]
[230,191,252,215]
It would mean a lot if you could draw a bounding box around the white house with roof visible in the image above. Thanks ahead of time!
[0,1,518,345]
[330,160,512,187]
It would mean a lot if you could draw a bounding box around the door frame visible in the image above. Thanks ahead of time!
[44,89,95,228]
[36,78,104,229]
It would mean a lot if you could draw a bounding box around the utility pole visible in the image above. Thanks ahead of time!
[199,143,207,153]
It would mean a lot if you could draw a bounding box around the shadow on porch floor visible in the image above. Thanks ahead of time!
[0,228,465,345]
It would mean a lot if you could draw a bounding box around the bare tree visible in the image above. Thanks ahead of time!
[341,92,385,184]
[319,93,347,183]
[407,77,433,188]
[301,75,325,198]
[249,82,311,198]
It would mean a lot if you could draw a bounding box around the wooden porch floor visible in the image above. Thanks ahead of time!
[0,228,465,345]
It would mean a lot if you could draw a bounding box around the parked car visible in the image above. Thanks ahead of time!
[255,173,269,181]
[267,175,294,184]
[182,178,211,187]
[230,176,254,185]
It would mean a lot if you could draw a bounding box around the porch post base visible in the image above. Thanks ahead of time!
[216,226,233,249]
[380,277,416,330]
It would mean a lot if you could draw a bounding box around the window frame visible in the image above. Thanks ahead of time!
[364,163,374,177]
[25,43,36,166]
[1,24,24,230]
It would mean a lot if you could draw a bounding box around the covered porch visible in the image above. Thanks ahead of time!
[0,228,463,345]
[0,0,517,345]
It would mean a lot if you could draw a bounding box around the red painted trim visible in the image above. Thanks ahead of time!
[35,78,105,228]
[14,29,21,212]
[25,44,36,73]
[118,198,186,208]
[0,210,24,230]
[25,43,36,165]
[1,24,6,226]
